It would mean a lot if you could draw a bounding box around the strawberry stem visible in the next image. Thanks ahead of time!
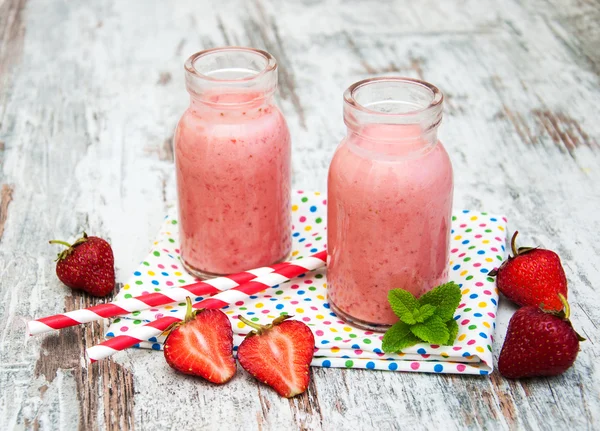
[72,233,89,247]
[183,297,196,323]
[238,315,263,331]
[510,231,519,257]
[558,293,570,320]
[557,293,586,342]
[48,240,72,248]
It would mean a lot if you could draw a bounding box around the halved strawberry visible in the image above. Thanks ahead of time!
[164,301,236,384]
[237,315,315,398]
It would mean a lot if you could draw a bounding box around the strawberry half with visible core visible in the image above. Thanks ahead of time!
[490,231,567,311]
[49,232,115,297]
[237,315,315,398]
[164,298,236,384]
[498,294,584,379]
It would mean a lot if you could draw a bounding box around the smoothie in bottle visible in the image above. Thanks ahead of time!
[327,78,453,330]
[174,48,291,277]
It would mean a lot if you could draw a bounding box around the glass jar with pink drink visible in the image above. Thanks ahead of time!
[327,77,453,331]
[174,47,292,277]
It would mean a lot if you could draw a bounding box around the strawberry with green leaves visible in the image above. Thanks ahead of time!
[49,232,115,297]
[489,231,568,311]
[382,282,462,353]
[498,294,583,378]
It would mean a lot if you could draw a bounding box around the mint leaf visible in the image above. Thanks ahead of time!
[410,315,450,344]
[382,321,421,353]
[445,319,459,346]
[413,304,436,323]
[388,289,418,324]
[418,282,462,321]
[384,282,464,348]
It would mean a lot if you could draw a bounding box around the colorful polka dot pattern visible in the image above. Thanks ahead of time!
[106,191,507,375]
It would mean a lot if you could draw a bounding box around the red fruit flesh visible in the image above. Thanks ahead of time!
[237,318,315,398]
[164,309,236,384]
[498,306,580,379]
[53,235,115,297]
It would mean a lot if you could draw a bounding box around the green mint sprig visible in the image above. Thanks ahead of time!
[382,282,462,353]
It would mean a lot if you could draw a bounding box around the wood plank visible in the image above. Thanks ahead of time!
[0,184,13,240]
[32,290,135,431]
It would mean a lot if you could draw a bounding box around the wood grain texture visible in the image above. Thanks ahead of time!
[0,184,13,240]
[1,0,599,429]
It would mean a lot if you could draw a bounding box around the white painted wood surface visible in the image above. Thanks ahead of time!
[1,0,599,429]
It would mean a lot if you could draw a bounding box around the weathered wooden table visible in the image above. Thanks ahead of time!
[1,0,599,429]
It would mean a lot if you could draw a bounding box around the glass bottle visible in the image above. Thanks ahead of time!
[327,77,453,331]
[174,47,292,277]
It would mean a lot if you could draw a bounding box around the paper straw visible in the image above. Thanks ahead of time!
[28,256,306,336]
[86,251,327,362]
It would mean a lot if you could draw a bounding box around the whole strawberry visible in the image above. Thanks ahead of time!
[498,294,583,378]
[164,300,236,384]
[490,231,567,311]
[237,315,315,398]
[49,232,115,297]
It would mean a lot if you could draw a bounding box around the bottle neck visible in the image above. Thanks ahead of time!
[342,77,443,158]
[188,90,275,122]
[346,123,439,158]
[184,47,278,118]
[189,89,274,109]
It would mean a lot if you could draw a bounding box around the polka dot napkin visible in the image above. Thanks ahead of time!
[106,190,508,375]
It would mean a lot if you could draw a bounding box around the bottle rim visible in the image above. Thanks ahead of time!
[184,47,277,83]
[343,77,443,118]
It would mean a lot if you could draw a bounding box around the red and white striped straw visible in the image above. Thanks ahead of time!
[86,251,327,362]
[28,258,301,336]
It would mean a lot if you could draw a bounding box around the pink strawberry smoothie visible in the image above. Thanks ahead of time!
[327,123,453,328]
[174,90,291,276]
